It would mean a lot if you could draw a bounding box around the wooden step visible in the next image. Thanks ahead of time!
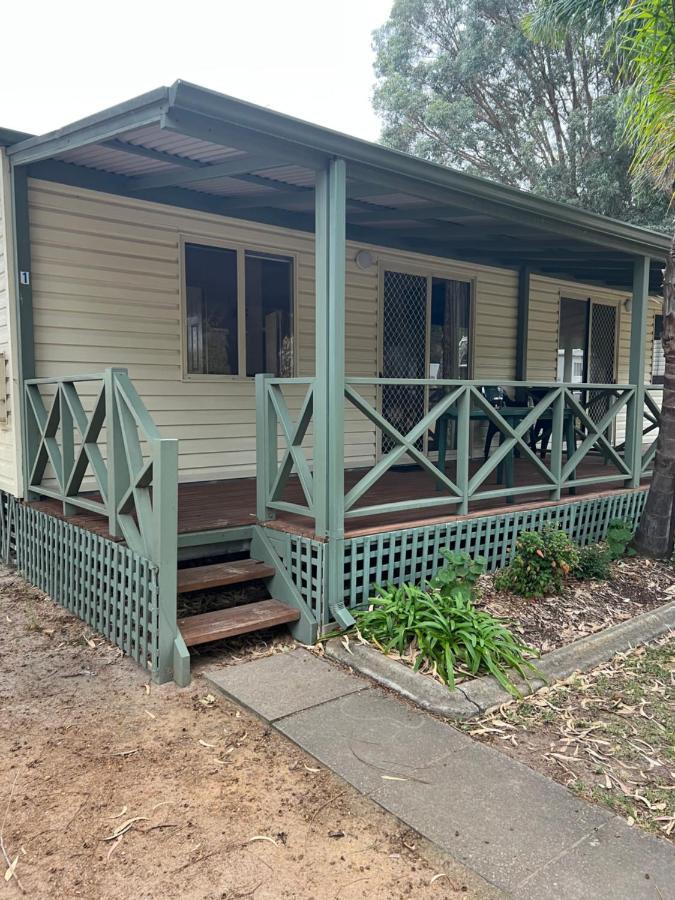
[178,600,301,647]
[177,559,276,594]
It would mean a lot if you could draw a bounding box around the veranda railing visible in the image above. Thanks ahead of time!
[256,376,656,526]
[23,368,185,683]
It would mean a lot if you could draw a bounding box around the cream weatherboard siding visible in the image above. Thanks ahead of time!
[27,179,520,482]
[25,178,657,483]
[0,152,21,496]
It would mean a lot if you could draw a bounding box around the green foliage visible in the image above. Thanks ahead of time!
[428,549,486,597]
[527,0,675,192]
[574,543,612,581]
[605,518,636,560]
[372,0,671,229]
[356,578,537,696]
[495,526,580,598]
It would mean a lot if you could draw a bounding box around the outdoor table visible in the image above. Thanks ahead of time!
[435,405,576,503]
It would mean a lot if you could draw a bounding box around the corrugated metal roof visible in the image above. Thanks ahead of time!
[5,79,668,289]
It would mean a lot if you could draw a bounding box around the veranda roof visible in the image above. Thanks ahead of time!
[1,80,669,291]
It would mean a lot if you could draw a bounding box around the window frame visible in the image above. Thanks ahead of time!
[179,233,298,381]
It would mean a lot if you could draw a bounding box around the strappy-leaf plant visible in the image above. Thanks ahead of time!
[356,551,538,696]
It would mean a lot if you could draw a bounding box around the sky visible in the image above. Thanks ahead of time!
[1,0,394,140]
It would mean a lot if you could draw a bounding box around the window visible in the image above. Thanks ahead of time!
[245,252,294,377]
[652,314,665,384]
[184,241,293,377]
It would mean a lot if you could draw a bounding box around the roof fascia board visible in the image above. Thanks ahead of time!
[0,127,32,147]
[7,87,171,166]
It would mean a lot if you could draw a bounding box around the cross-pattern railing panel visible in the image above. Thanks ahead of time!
[256,375,315,522]
[343,378,637,519]
[641,387,663,474]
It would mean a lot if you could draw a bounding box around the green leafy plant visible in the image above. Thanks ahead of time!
[355,578,538,697]
[428,549,486,598]
[605,519,636,560]
[574,544,612,582]
[495,526,580,598]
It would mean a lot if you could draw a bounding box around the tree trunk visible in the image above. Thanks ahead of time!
[633,228,675,558]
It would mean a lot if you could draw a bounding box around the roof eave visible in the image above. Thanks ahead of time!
[6,87,171,166]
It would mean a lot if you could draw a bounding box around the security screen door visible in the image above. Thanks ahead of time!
[380,269,472,457]
[381,271,427,453]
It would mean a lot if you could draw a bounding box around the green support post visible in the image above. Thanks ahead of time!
[625,256,649,488]
[10,166,37,499]
[104,368,130,538]
[152,437,183,684]
[314,158,354,629]
[255,372,276,521]
[456,386,471,514]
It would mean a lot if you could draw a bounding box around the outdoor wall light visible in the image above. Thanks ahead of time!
[623,297,632,314]
[355,249,376,270]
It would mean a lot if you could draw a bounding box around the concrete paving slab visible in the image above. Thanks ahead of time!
[325,639,480,719]
[204,648,368,722]
[203,642,675,898]
[277,687,468,794]
[371,737,614,893]
[517,816,675,900]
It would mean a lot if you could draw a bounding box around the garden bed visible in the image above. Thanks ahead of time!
[356,557,675,689]
[461,637,675,843]
[478,557,675,655]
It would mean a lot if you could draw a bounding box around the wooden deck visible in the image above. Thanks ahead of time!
[27,454,648,543]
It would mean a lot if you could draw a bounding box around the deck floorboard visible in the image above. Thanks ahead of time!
[26,455,646,543]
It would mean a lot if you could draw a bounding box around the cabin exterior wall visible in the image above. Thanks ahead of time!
[21,178,661,485]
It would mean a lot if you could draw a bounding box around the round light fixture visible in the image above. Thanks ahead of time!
[355,249,375,271]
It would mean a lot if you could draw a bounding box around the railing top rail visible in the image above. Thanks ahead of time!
[25,372,110,386]
[261,376,315,385]
[345,377,635,391]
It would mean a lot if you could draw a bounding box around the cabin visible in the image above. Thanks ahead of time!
[0,81,667,685]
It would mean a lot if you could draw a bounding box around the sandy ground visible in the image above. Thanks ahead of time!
[0,567,499,900]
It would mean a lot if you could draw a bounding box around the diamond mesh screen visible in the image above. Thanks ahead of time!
[588,303,617,424]
[381,271,427,453]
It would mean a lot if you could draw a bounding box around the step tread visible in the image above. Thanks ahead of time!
[178,600,300,647]
[177,559,276,594]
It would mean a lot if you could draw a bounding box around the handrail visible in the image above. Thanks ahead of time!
[346,377,635,390]
[24,367,178,562]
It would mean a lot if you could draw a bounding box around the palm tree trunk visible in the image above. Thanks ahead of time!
[634,229,675,557]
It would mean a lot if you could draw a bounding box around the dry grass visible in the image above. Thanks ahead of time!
[462,636,675,841]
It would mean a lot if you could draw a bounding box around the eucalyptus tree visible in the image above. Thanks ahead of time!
[373,0,671,228]
[527,0,675,557]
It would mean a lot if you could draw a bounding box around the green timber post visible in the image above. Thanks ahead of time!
[10,166,37,498]
[625,255,649,487]
[314,158,354,629]
[515,265,530,402]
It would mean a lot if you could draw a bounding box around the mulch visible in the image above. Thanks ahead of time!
[478,557,675,653]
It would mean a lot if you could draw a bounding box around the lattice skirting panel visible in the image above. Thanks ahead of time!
[262,527,325,620]
[0,492,161,672]
[339,489,648,617]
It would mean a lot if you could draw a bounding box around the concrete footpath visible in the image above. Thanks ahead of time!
[205,649,675,900]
